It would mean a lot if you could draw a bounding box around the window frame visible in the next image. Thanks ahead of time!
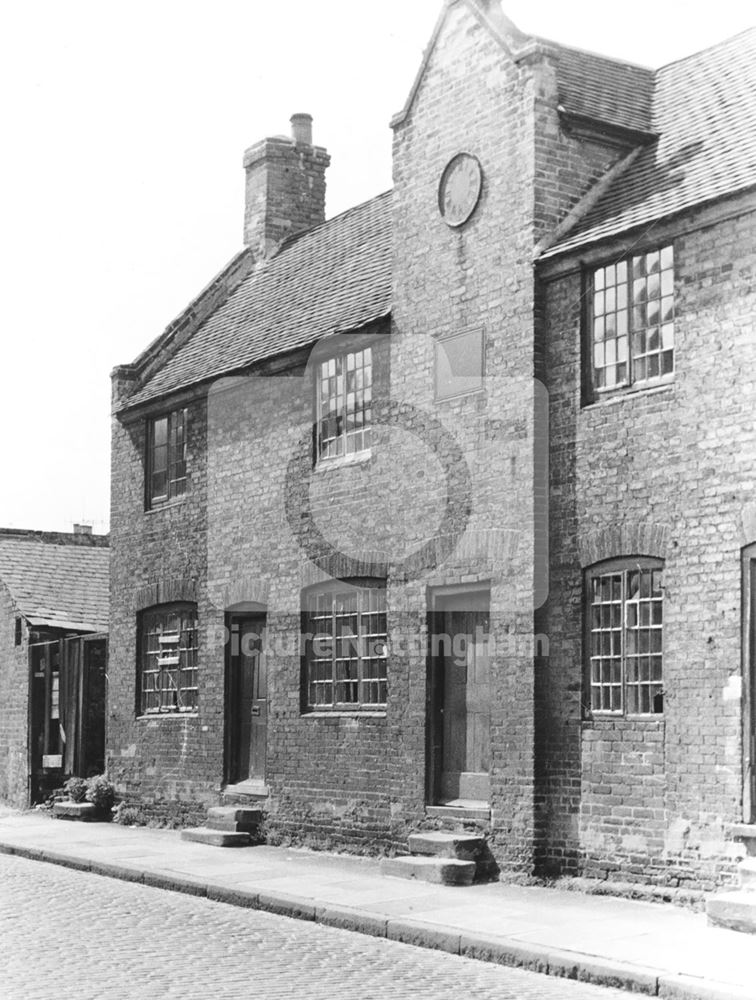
[583,557,664,719]
[137,602,198,716]
[314,346,373,464]
[146,407,188,509]
[585,244,675,401]
[301,579,388,712]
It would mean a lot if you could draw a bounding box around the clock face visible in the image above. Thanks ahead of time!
[438,153,483,227]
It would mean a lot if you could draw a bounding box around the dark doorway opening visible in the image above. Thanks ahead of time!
[225,612,267,786]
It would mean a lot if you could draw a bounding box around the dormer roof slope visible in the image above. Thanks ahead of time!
[543,28,756,258]
[545,40,654,135]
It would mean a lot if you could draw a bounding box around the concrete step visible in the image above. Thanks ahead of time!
[381,855,476,886]
[707,890,756,933]
[180,827,251,848]
[408,831,484,861]
[206,806,263,832]
[738,857,756,889]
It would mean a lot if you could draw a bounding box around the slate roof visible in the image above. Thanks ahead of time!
[543,28,756,257]
[545,40,654,135]
[0,533,110,633]
[124,191,392,409]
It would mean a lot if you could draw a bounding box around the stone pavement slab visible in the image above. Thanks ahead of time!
[0,810,754,999]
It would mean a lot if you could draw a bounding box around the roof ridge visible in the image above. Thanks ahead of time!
[0,528,110,547]
[534,35,653,72]
[655,25,756,74]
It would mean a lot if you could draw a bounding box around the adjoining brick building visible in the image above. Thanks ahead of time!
[109,0,756,892]
[0,527,109,806]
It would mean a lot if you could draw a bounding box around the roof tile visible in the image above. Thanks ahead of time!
[0,537,110,632]
[125,191,392,409]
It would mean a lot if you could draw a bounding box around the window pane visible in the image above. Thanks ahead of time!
[140,604,198,714]
[304,584,387,709]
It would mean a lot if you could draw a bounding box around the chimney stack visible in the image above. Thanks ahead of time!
[242,114,330,259]
[73,524,92,536]
[290,113,313,146]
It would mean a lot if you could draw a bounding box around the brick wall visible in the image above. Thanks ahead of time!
[0,581,29,806]
[108,375,213,823]
[540,193,756,888]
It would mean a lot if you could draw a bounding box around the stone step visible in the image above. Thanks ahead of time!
[381,855,476,886]
[206,806,264,832]
[408,831,484,861]
[738,857,756,889]
[424,804,490,824]
[222,782,269,806]
[52,801,99,821]
[180,827,251,848]
[707,890,756,933]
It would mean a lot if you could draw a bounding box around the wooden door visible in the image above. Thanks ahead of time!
[226,615,267,785]
[429,590,490,804]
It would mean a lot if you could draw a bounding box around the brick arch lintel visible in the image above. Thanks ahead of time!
[219,576,270,611]
[740,504,756,548]
[134,577,198,612]
[300,551,390,590]
[578,521,671,569]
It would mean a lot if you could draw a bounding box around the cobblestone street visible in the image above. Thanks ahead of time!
[0,854,635,1000]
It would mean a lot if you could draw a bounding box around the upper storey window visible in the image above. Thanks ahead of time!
[147,408,187,508]
[316,347,372,461]
[589,245,674,395]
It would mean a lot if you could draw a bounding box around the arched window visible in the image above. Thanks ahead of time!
[584,558,664,716]
[138,603,198,715]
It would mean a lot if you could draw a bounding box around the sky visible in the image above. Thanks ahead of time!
[0,0,752,534]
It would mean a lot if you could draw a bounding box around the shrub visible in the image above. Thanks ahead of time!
[63,777,88,803]
[112,803,146,826]
[85,774,116,813]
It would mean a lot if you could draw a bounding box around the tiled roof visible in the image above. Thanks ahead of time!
[124,191,392,409]
[543,28,756,257]
[544,39,654,135]
[0,535,110,633]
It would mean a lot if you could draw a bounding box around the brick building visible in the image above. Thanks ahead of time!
[109,0,756,892]
[0,527,109,806]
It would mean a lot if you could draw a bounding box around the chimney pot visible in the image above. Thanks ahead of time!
[290,113,313,146]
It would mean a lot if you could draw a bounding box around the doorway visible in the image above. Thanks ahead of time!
[428,587,491,805]
[225,613,267,786]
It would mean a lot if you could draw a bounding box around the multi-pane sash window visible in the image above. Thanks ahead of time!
[147,408,187,507]
[303,583,387,709]
[590,246,674,392]
[316,347,372,460]
[587,560,663,716]
[139,604,198,714]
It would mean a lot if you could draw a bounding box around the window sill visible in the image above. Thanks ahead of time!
[582,715,664,725]
[584,376,675,409]
[303,710,387,719]
[136,713,199,722]
[145,497,187,515]
[315,449,372,473]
